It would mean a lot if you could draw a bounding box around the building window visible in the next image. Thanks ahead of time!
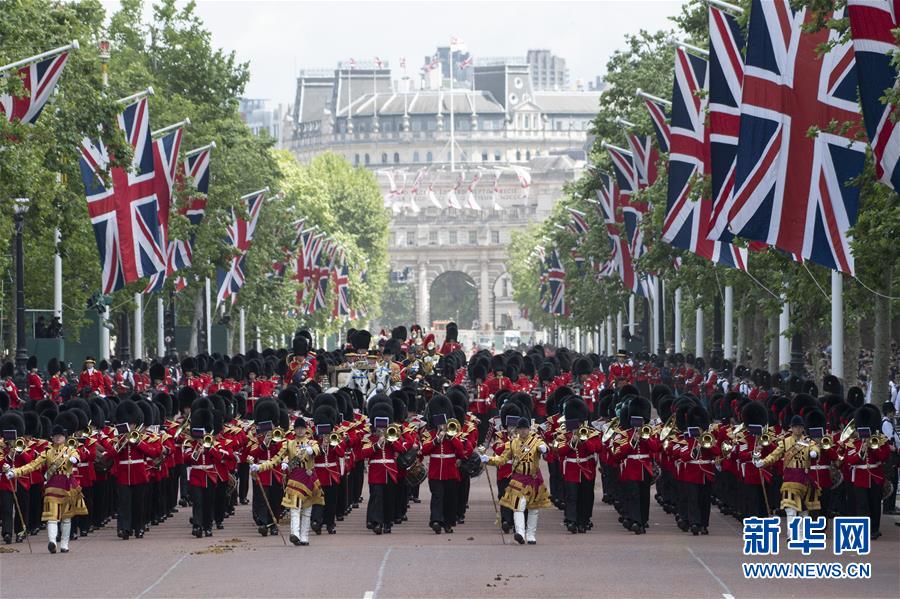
[406,231,416,246]
[354,153,360,166]
[427,119,436,131]
[481,151,488,162]
[390,232,396,246]
[381,152,388,164]
[491,230,500,244]
[555,121,562,131]
[468,231,477,245]
[516,150,521,161]
[449,230,458,244]
[413,151,420,163]
[526,150,531,160]
[426,151,433,163]
[494,150,501,161]
[412,119,422,131]
[364,154,370,165]
[429,231,438,245]
[393,152,400,164]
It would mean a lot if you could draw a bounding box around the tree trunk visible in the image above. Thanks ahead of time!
[736,299,747,366]
[767,314,779,374]
[871,269,892,405]
[189,287,203,356]
[751,306,767,370]
[843,316,861,391]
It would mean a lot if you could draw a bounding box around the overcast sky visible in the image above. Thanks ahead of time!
[104,0,687,106]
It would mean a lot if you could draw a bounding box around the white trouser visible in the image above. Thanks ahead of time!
[60,520,71,551]
[513,498,527,539]
[290,507,313,543]
[47,520,58,550]
[526,510,539,543]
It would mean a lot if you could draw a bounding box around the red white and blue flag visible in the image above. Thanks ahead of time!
[596,173,636,291]
[566,207,590,236]
[216,190,266,305]
[80,97,166,293]
[541,250,567,316]
[642,97,670,154]
[623,132,659,188]
[662,47,748,271]
[1,49,70,124]
[143,126,186,293]
[847,0,899,194]
[727,0,866,274]
[332,263,351,318]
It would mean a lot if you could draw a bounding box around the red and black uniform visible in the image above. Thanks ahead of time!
[557,433,603,530]
[311,435,346,532]
[27,371,44,401]
[100,434,161,538]
[672,436,721,532]
[247,437,284,530]
[3,378,21,410]
[608,362,633,387]
[420,431,466,528]
[613,428,662,530]
[184,438,224,534]
[736,435,776,518]
[844,438,891,535]
[361,433,407,531]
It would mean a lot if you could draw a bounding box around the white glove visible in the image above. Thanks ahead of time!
[809,450,818,459]
[280,461,289,471]
[69,456,79,464]
[480,454,489,463]
[304,446,314,456]
[753,459,764,468]
[5,470,15,480]
[538,444,548,454]
[249,463,260,473]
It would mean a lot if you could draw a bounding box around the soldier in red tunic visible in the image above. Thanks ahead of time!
[555,397,602,533]
[608,351,634,388]
[438,322,462,356]
[77,357,104,395]
[361,401,407,535]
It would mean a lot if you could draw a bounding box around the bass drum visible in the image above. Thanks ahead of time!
[829,466,843,489]
[405,461,427,487]
[397,447,419,470]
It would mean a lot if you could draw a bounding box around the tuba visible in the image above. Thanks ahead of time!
[838,419,856,445]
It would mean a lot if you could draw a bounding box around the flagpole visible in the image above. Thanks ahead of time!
[606,315,613,355]
[778,296,790,370]
[674,288,682,352]
[156,297,165,358]
[449,43,455,172]
[53,225,62,325]
[723,285,734,360]
[99,38,111,361]
[134,293,143,358]
[205,277,212,354]
[0,40,79,73]
[185,141,216,157]
[616,311,624,351]
[628,295,636,336]
[831,271,844,380]
[696,307,704,358]
[239,308,246,354]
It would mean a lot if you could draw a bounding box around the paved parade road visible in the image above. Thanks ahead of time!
[1,473,897,599]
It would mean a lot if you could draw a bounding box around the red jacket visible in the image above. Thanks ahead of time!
[313,441,346,486]
[557,434,602,482]
[420,434,466,480]
[103,437,162,485]
[184,441,223,488]
[78,369,105,394]
[361,434,406,484]
[608,362,633,386]
[27,372,44,401]
[48,374,63,403]
[613,429,661,481]
[247,440,284,487]
[3,379,21,409]
[844,439,891,488]
[736,436,776,485]
[672,437,720,484]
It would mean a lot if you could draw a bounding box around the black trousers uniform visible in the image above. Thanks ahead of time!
[367,482,395,528]
[190,485,214,530]
[564,479,595,527]
[428,479,458,527]
[117,483,146,534]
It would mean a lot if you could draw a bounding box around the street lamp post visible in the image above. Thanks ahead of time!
[13,198,30,392]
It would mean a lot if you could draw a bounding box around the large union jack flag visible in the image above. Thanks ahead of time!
[143,127,186,293]
[1,50,70,124]
[662,47,748,271]
[595,173,636,291]
[847,0,900,194]
[727,0,866,274]
[171,147,211,275]
[624,131,659,188]
[80,97,166,293]
[566,207,590,236]
[216,190,266,305]
[642,96,671,154]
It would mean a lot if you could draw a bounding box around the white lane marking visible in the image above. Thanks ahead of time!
[368,546,393,599]
[723,594,736,599]
[687,546,734,597]
[135,554,188,599]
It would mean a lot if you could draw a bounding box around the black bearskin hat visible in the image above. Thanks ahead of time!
[191,408,214,434]
[114,399,143,426]
[563,397,590,423]
[572,357,592,377]
[741,401,768,427]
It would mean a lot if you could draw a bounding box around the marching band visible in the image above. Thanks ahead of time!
[0,322,896,555]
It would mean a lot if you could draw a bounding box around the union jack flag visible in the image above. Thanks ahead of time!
[623,132,659,188]
[143,127,186,293]
[458,53,474,70]
[847,0,900,194]
[216,190,266,305]
[446,171,463,209]
[607,145,649,272]
[332,263,351,318]
[542,250,568,316]
[662,47,748,271]
[566,207,590,236]
[727,1,866,274]
[706,5,746,244]
[595,173,636,292]
[464,172,482,210]
[1,49,70,124]
[642,97,670,153]
[80,97,166,293]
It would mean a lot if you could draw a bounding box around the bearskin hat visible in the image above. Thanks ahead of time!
[177,386,198,413]
[572,357,592,377]
[445,322,458,342]
[628,396,651,424]
[0,411,26,437]
[425,394,454,425]
[804,408,826,431]
[687,405,710,430]
[52,411,79,437]
[658,396,675,423]
[0,362,14,379]
[498,400,522,425]
[618,384,640,400]
[822,374,842,396]
[368,401,394,424]
[382,339,401,358]
[366,393,391,415]
[149,362,166,382]
[114,399,143,426]
[278,387,299,410]
[563,397,590,423]
[313,393,338,414]
[854,403,881,431]
[846,386,864,408]
[252,399,280,425]
[191,408,214,434]
[153,392,172,418]
[311,404,337,427]
[34,398,58,420]
[353,330,372,351]
[291,336,309,357]
[741,401,768,427]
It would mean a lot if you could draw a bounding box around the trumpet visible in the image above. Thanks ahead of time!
[658,415,675,441]
[577,425,591,442]
[868,434,886,451]
[270,427,286,444]
[640,425,653,440]
[13,438,26,453]
[385,424,401,443]
[445,418,461,438]
[328,432,342,447]
[67,437,79,449]
[819,436,833,451]
[202,434,215,449]
[700,432,715,449]
[759,432,773,447]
